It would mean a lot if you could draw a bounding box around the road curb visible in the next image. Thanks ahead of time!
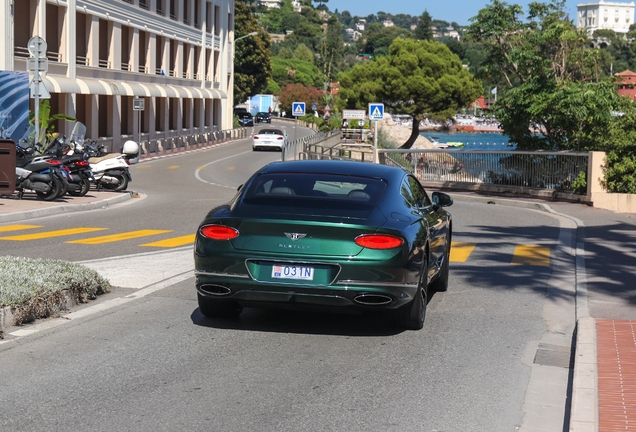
[0,192,133,223]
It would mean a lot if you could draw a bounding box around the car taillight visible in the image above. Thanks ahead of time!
[254,136,260,140]
[354,234,404,249]
[200,225,239,240]
[277,137,283,140]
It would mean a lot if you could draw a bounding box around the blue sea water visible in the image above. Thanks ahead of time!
[420,132,515,150]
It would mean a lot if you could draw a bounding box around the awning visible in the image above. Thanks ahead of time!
[42,75,225,99]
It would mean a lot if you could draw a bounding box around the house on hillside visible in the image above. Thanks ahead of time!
[383,19,394,27]
[259,0,282,8]
[616,70,636,100]
[356,20,366,31]
[577,0,635,34]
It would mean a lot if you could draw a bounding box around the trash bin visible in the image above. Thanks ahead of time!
[0,139,16,194]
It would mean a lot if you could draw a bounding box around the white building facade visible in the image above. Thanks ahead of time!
[577,0,635,34]
[0,0,236,152]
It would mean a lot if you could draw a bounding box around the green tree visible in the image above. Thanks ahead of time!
[414,11,433,41]
[464,0,617,150]
[294,43,314,63]
[277,83,324,116]
[339,38,482,148]
[271,56,323,87]
[319,16,345,83]
[234,1,272,106]
[598,102,636,193]
[356,23,412,56]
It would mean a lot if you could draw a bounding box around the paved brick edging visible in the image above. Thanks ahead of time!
[597,319,636,431]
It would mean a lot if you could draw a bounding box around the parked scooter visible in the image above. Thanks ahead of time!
[65,122,140,191]
[14,140,67,201]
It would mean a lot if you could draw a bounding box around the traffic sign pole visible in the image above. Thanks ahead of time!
[292,102,306,143]
[28,36,49,147]
[368,103,384,164]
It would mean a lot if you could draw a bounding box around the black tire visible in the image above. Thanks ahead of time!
[198,293,242,318]
[67,178,91,197]
[103,173,129,191]
[430,240,451,292]
[36,176,63,201]
[396,259,428,330]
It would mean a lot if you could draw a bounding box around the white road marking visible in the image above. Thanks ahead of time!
[194,150,252,188]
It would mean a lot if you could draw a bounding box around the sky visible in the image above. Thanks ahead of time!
[325,0,584,26]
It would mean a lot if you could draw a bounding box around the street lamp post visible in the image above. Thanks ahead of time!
[234,31,258,43]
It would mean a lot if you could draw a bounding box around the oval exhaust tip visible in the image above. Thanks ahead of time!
[200,284,232,296]
[353,294,394,306]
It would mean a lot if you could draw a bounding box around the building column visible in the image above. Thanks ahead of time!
[110,21,121,71]
[131,27,140,73]
[86,95,99,141]
[0,0,14,70]
[87,16,99,67]
[109,95,122,151]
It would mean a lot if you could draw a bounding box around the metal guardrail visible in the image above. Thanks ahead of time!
[378,148,589,194]
[282,130,340,161]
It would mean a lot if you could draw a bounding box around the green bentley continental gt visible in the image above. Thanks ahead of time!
[194,160,453,330]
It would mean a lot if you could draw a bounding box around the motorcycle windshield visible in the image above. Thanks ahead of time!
[69,122,87,145]
[18,125,36,148]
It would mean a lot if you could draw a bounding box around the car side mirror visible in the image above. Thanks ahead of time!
[432,191,453,208]
[237,184,243,192]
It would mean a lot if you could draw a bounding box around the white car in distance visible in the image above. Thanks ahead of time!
[253,128,287,151]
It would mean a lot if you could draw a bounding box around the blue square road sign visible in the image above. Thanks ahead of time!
[292,102,306,116]
[368,103,384,120]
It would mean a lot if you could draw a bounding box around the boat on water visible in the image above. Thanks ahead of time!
[429,136,464,149]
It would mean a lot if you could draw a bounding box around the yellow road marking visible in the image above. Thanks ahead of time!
[0,224,43,233]
[66,230,172,245]
[140,234,196,248]
[135,165,151,169]
[450,242,476,262]
[197,166,206,170]
[227,166,235,171]
[167,165,180,169]
[0,228,107,241]
[511,245,550,266]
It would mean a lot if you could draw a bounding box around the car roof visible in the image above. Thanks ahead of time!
[257,129,284,134]
[255,160,407,182]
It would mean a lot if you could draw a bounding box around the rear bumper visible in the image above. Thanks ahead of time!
[195,272,418,311]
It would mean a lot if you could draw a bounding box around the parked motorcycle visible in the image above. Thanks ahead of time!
[44,132,93,197]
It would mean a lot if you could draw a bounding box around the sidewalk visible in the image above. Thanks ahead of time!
[1,189,635,431]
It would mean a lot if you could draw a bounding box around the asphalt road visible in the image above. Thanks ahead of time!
[0,131,575,431]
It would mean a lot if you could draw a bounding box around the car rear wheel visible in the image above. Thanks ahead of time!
[396,259,427,330]
[430,239,450,292]
[198,293,243,318]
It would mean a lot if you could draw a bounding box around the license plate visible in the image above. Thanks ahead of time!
[272,265,314,280]
[263,141,272,145]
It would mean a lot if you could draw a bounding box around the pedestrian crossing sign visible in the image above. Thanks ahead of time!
[292,102,306,117]
[369,103,384,120]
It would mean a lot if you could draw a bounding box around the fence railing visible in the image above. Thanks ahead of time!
[282,130,339,161]
[378,148,589,194]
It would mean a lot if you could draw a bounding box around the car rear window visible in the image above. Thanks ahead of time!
[258,129,283,135]
[239,173,386,217]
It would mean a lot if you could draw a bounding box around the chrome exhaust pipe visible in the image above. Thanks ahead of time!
[199,284,232,296]
[353,294,394,306]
